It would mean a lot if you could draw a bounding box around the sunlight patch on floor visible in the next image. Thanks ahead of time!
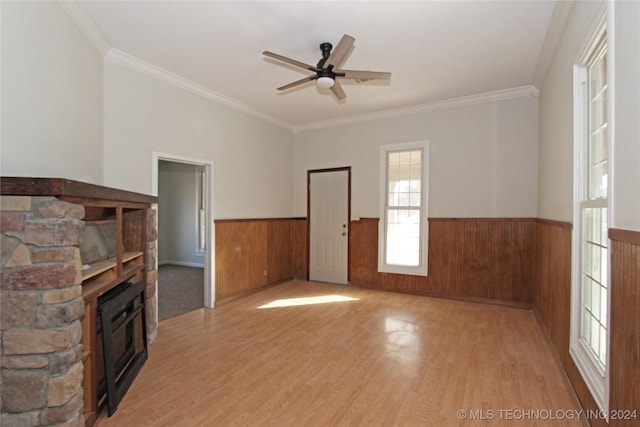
[257,294,359,309]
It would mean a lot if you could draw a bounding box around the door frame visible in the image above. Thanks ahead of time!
[307,167,351,283]
[152,152,215,311]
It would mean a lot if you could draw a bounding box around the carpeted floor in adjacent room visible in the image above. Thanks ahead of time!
[157,264,204,321]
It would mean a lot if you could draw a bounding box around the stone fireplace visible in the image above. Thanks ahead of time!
[1,178,158,426]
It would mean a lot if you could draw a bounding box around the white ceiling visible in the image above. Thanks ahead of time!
[73,1,558,130]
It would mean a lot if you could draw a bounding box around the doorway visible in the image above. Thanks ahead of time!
[308,167,350,284]
[152,153,214,322]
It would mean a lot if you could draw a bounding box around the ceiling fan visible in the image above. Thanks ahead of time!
[263,34,391,101]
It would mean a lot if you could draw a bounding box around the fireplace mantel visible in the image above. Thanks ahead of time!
[1,177,157,204]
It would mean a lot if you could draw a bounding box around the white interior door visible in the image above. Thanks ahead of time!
[309,170,349,284]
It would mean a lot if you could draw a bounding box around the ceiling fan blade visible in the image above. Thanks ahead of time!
[326,34,355,69]
[330,79,347,100]
[263,51,319,72]
[277,76,316,91]
[339,70,392,82]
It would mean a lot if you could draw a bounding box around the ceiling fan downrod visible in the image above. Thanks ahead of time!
[317,42,333,68]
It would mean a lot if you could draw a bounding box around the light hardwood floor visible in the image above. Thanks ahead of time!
[97,280,586,426]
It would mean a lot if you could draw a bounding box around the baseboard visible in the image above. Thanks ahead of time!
[349,281,533,310]
[158,260,204,268]
[532,307,590,427]
[214,278,294,307]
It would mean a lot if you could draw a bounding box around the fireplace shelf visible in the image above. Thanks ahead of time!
[82,251,143,280]
[81,252,144,300]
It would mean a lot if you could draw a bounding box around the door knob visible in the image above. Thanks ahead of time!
[342,232,346,236]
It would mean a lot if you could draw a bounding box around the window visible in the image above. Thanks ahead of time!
[378,141,429,276]
[571,22,609,413]
[196,167,206,253]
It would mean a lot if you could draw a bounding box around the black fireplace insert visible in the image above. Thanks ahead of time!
[97,280,148,416]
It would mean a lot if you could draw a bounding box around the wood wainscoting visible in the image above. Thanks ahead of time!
[534,221,640,427]
[532,219,603,426]
[214,218,307,302]
[609,229,640,425]
[350,217,536,305]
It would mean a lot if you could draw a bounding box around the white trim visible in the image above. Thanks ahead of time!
[293,86,539,133]
[58,1,543,136]
[604,0,614,412]
[378,140,430,277]
[58,1,111,55]
[606,0,615,233]
[106,49,293,131]
[574,3,608,63]
[59,0,292,130]
[152,152,215,310]
[60,0,545,136]
[158,260,205,269]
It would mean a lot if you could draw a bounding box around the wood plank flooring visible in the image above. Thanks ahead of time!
[96,280,585,426]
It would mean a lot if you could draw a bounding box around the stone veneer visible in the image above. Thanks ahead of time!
[1,196,85,426]
[1,195,159,426]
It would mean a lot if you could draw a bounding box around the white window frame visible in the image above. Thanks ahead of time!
[570,12,610,414]
[378,140,429,276]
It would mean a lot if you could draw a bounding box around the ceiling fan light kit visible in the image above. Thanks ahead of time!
[264,34,391,100]
[316,76,335,88]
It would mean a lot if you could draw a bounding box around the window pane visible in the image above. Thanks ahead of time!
[581,205,608,369]
[600,285,607,326]
[582,308,592,347]
[601,208,608,253]
[588,47,608,201]
[387,149,422,209]
[598,325,607,365]
[386,208,420,267]
[589,162,608,200]
[590,316,600,356]
[592,279,600,319]
[399,151,412,165]
[583,276,592,311]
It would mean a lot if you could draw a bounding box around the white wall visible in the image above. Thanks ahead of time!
[537,1,604,223]
[103,61,294,219]
[611,1,640,231]
[7,2,635,230]
[158,161,203,266]
[538,0,640,232]
[0,1,103,182]
[293,95,539,219]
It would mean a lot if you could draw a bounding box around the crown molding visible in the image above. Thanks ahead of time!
[104,49,293,131]
[58,1,111,55]
[59,0,540,135]
[59,0,293,131]
[292,85,540,133]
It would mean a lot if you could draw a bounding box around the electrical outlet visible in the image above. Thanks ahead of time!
[263,270,267,276]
